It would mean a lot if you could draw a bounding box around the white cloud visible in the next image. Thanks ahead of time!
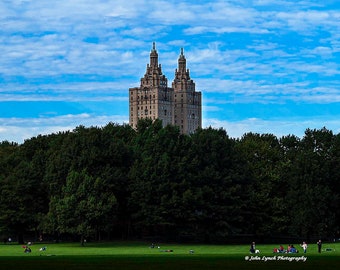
[0,81,132,101]
[0,114,129,143]
[185,26,270,35]
[275,9,339,34]
[197,78,340,104]
[204,117,340,139]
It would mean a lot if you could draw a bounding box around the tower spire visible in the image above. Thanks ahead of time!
[172,47,194,92]
[150,42,158,67]
[178,47,186,73]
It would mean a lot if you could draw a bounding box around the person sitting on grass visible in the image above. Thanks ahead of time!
[39,246,47,256]
[289,245,298,253]
[279,245,285,253]
[274,245,285,253]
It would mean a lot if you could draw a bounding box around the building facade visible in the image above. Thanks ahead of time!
[129,43,202,134]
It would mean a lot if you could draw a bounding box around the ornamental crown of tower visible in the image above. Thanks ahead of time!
[141,42,167,88]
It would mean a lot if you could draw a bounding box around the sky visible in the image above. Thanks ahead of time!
[0,0,339,143]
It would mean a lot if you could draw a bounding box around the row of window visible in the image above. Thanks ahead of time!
[131,112,198,120]
[131,110,172,117]
[131,92,199,103]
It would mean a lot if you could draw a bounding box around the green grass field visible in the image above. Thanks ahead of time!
[0,241,338,270]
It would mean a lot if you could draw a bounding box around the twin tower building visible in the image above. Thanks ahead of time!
[129,43,202,134]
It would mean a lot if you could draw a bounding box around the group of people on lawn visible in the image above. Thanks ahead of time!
[250,240,322,254]
[273,244,300,253]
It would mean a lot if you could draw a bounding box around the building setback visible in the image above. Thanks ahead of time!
[129,43,202,134]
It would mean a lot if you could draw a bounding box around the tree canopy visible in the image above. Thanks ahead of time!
[0,122,339,244]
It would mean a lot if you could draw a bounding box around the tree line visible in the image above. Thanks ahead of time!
[0,119,339,244]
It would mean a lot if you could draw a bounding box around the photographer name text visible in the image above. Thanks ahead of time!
[245,255,307,262]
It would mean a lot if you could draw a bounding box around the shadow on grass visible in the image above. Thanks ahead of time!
[0,254,338,270]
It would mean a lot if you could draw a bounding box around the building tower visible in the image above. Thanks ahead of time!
[172,48,202,134]
[129,42,173,129]
[129,43,201,134]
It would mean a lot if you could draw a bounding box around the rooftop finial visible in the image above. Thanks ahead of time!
[152,42,156,51]
[181,48,184,56]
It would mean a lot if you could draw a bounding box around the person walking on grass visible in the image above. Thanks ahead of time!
[317,240,322,253]
[301,242,308,253]
[250,242,256,253]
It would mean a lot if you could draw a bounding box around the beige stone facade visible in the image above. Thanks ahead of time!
[129,43,202,134]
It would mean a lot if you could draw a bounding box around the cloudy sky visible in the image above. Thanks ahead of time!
[1,0,339,143]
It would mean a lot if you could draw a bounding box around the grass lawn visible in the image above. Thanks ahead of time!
[0,241,338,270]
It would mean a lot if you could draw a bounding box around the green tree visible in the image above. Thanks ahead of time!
[0,136,49,243]
[50,170,117,245]
[44,124,135,239]
[177,127,241,242]
[236,132,284,237]
[129,120,181,237]
[285,128,338,239]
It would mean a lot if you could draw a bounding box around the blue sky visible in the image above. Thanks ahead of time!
[0,0,339,143]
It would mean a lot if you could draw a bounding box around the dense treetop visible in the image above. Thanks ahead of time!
[0,120,339,244]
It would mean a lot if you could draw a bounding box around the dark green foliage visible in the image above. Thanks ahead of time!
[0,121,339,243]
[49,170,117,245]
[283,128,339,239]
[236,133,285,236]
